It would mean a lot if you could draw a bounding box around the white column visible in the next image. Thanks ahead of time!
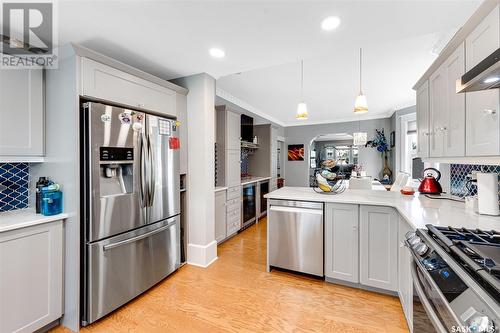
[172,73,217,267]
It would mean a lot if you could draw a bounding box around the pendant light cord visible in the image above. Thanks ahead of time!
[301,60,304,101]
[359,48,363,94]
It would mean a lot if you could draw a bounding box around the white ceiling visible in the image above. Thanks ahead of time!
[54,0,481,126]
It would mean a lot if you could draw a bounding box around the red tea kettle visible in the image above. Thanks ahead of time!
[418,168,443,194]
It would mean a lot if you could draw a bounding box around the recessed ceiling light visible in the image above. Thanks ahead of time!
[321,16,341,31]
[484,76,500,84]
[209,48,225,58]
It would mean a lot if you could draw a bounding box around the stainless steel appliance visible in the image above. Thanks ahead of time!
[81,102,180,326]
[405,225,499,333]
[242,182,257,229]
[268,200,323,277]
[457,48,499,93]
[258,180,269,218]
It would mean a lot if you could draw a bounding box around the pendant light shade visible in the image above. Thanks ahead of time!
[354,94,368,114]
[353,131,367,146]
[296,60,308,120]
[296,102,308,120]
[354,48,368,114]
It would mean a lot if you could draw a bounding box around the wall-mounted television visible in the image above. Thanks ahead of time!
[241,114,253,143]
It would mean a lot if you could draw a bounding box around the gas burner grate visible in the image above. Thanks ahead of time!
[438,226,500,246]
[427,224,500,299]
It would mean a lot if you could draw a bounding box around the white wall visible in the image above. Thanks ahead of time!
[171,73,217,267]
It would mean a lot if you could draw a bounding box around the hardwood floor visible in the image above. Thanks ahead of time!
[52,218,409,333]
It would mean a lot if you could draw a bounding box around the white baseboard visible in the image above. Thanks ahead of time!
[187,240,218,268]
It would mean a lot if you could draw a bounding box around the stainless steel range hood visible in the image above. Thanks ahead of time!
[456,48,500,93]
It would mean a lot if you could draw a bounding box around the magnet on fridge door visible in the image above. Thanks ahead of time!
[100,114,111,123]
[132,122,143,131]
[169,137,180,150]
[118,113,131,124]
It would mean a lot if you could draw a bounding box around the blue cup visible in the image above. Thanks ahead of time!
[41,190,63,216]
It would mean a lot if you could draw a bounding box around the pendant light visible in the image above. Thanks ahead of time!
[296,60,308,120]
[353,114,367,146]
[354,48,368,114]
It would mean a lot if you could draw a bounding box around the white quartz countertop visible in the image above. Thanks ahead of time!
[265,187,500,231]
[241,176,271,186]
[214,186,228,193]
[0,209,68,233]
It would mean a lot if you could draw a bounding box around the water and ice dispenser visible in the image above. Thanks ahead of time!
[99,147,134,196]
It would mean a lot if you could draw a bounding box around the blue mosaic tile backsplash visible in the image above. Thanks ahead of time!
[0,163,30,212]
[450,164,500,198]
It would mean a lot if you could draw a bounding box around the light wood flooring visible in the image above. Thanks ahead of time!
[52,218,409,333]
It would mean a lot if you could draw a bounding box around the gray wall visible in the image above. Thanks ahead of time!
[284,118,391,187]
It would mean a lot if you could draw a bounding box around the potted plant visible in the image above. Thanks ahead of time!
[365,129,392,183]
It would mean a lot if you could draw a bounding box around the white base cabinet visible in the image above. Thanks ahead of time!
[0,221,64,333]
[359,205,399,292]
[324,203,359,283]
[215,190,227,243]
[398,217,414,332]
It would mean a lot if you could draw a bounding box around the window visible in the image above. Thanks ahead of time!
[398,113,417,177]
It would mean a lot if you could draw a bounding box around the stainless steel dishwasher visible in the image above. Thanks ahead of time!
[268,200,324,277]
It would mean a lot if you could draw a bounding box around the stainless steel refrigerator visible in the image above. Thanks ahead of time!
[81,102,180,326]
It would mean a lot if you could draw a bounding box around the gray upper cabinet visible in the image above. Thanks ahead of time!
[443,43,465,157]
[0,65,44,158]
[225,149,241,187]
[465,5,500,156]
[429,43,465,158]
[429,65,446,157]
[81,58,177,117]
[176,93,188,174]
[359,205,398,292]
[324,203,359,283]
[416,80,430,159]
[415,4,500,159]
[226,110,241,150]
[215,190,227,243]
[216,106,241,187]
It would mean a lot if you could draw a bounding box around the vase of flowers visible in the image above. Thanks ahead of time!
[365,129,392,183]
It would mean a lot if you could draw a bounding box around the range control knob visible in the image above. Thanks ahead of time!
[414,242,429,256]
[407,235,421,247]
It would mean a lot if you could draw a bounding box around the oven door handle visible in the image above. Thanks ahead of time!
[410,263,448,333]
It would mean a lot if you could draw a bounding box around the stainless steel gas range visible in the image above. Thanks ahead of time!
[405,225,499,333]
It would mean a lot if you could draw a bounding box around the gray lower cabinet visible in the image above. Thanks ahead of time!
[359,205,399,292]
[398,217,414,331]
[215,190,227,243]
[0,220,64,333]
[0,64,44,158]
[325,203,359,283]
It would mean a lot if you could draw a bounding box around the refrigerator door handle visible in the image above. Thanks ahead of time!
[102,219,176,251]
[139,132,149,208]
[147,132,156,207]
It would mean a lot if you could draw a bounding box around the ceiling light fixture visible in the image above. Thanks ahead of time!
[354,48,368,114]
[296,60,309,120]
[209,47,225,58]
[484,76,500,84]
[321,16,341,31]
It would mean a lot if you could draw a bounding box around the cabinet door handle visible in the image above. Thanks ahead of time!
[483,108,497,115]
